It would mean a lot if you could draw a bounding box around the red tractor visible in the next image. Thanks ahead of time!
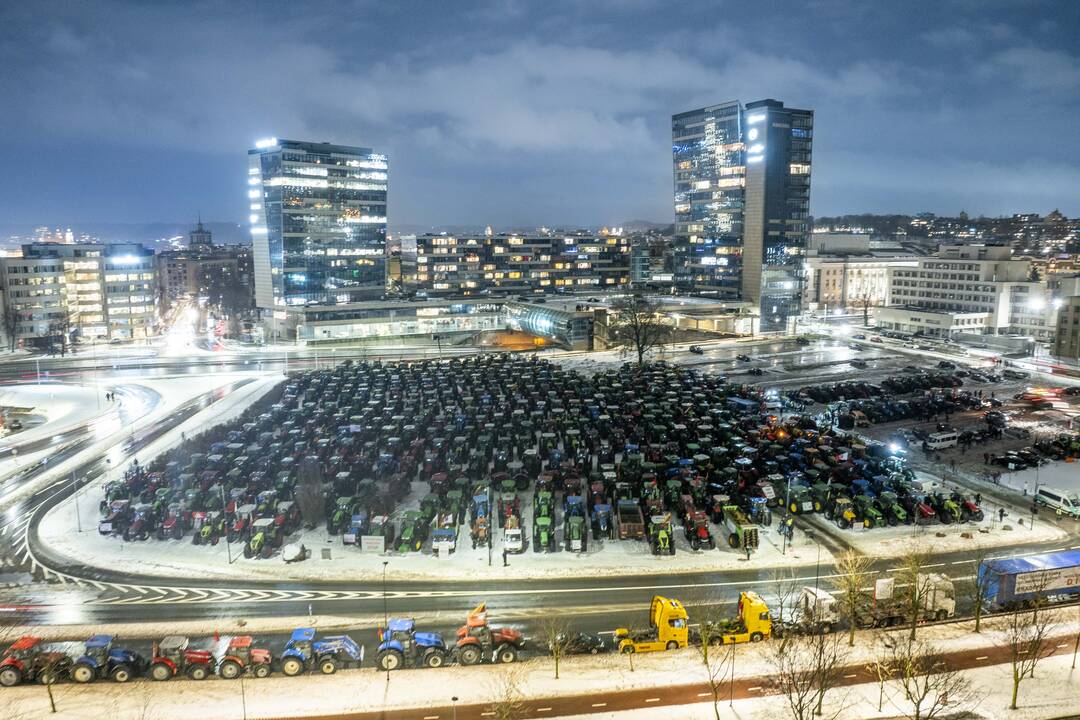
[149,636,214,681]
[0,637,71,687]
[453,604,524,665]
[217,636,273,679]
[683,510,715,551]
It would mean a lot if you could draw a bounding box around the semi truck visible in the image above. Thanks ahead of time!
[697,591,773,644]
[614,595,689,653]
[979,549,1080,609]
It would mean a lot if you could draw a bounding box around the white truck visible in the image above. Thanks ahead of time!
[780,574,955,634]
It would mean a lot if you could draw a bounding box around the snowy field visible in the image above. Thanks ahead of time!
[3,606,1078,720]
[0,384,106,445]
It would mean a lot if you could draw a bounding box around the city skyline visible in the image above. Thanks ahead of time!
[2,1,1079,229]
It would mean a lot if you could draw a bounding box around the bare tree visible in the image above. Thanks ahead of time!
[867,636,896,713]
[486,667,527,720]
[831,549,874,646]
[695,607,733,720]
[968,544,993,633]
[607,295,673,366]
[769,628,850,719]
[1,303,18,352]
[888,636,977,720]
[1001,603,1055,709]
[537,615,574,680]
[895,544,931,641]
[769,567,802,632]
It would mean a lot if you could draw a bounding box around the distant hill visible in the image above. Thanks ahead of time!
[0,221,250,248]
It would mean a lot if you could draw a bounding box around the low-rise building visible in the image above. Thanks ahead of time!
[399,232,631,296]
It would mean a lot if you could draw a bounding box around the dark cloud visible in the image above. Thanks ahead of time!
[1,0,1078,229]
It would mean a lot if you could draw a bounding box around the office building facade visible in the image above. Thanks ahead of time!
[248,139,387,310]
[673,99,812,331]
[399,232,631,296]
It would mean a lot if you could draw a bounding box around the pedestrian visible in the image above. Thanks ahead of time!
[998,507,1005,522]
[502,548,508,567]
[744,545,751,562]
[950,458,956,472]
[975,492,981,505]
[983,452,989,465]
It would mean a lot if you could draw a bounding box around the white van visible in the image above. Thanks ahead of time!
[1034,486,1080,518]
[924,431,958,450]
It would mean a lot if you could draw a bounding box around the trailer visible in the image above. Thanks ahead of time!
[616,499,644,540]
[979,549,1080,609]
[721,505,758,551]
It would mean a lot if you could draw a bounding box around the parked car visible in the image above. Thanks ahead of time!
[551,632,606,655]
[688,346,704,355]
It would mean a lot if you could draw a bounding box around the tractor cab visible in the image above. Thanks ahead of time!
[81,634,112,666]
[284,628,315,657]
[156,635,189,663]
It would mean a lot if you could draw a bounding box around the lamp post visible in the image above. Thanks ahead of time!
[382,560,390,683]
[221,484,234,564]
[451,696,458,720]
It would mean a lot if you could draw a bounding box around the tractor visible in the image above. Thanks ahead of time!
[827,496,858,530]
[453,604,525,665]
[326,496,355,535]
[149,636,215,681]
[122,502,154,541]
[953,493,984,522]
[930,493,963,524]
[0,637,71,687]
[747,496,772,526]
[498,492,520,529]
[244,517,282,559]
[533,515,557,552]
[98,499,131,536]
[397,510,428,552]
[647,515,675,556]
[376,618,449,670]
[853,495,887,528]
[876,491,908,526]
[70,635,144,684]
[191,510,224,545]
[565,515,588,553]
[591,503,614,541]
[217,636,273,679]
[156,503,186,540]
[227,503,257,543]
[683,510,715,550]
[280,628,365,676]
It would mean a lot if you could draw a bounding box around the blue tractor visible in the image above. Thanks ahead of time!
[279,628,364,676]
[70,635,145,683]
[375,618,449,670]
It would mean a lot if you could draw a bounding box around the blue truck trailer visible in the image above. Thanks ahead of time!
[979,549,1080,608]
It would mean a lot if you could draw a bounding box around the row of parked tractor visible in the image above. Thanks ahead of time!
[789,372,963,406]
[0,605,524,688]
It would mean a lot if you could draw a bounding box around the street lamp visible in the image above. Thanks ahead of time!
[451,696,459,720]
[382,560,390,683]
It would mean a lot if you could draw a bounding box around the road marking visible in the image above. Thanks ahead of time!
[748,686,762,692]
[537,708,552,712]
[480,714,494,717]
[950,560,967,565]
[976,656,988,660]
[844,673,858,678]
[645,698,660,703]
[1058,643,1070,648]
[591,703,607,708]
[423,716,439,719]
[698,692,712,697]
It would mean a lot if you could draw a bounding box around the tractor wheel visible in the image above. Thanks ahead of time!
[789,502,798,514]
[496,645,518,664]
[824,506,834,521]
[188,664,210,681]
[621,644,635,654]
[458,645,482,666]
[192,534,201,546]
[960,510,970,523]
[37,669,60,686]
[939,514,952,525]
[253,663,271,679]
[936,609,948,621]
[887,515,898,527]
[690,537,700,551]
[813,500,823,512]
[281,658,304,677]
[261,543,273,559]
[665,641,679,650]
[219,660,242,679]
[750,632,764,643]
[863,518,872,529]
[727,533,739,549]
[319,657,338,675]
[377,649,403,672]
[423,649,447,668]
[149,662,172,681]
[110,664,132,683]
[72,663,96,684]
[0,666,22,687]
[819,623,832,635]
[973,511,984,522]
[243,545,253,559]
[836,517,851,530]
[171,526,182,540]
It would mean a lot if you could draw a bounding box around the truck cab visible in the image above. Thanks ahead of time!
[614,595,689,653]
[701,591,772,644]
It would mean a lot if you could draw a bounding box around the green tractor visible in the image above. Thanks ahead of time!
[244,518,281,559]
[327,496,356,535]
[808,482,833,513]
[930,493,963,524]
[533,515,557,553]
[853,495,886,528]
[396,510,427,552]
[444,490,466,525]
[876,491,908,526]
[419,494,441,525]
[534,491,555,520]
[785,484,815,515]
[564,515,588,553]
[647,515,675,556]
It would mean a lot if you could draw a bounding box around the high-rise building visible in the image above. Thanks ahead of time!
[672,99,813,331]
[248,138,388,310]
[189,219,213,249]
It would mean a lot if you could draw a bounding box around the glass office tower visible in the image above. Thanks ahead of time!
[672,99,812,332]
[249,139,388,309]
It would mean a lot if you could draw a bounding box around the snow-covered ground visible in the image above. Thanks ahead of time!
[0,384,106,445]
[4,606,1078,720]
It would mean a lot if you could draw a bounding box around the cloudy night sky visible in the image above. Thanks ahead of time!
[2,0,1079,233]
